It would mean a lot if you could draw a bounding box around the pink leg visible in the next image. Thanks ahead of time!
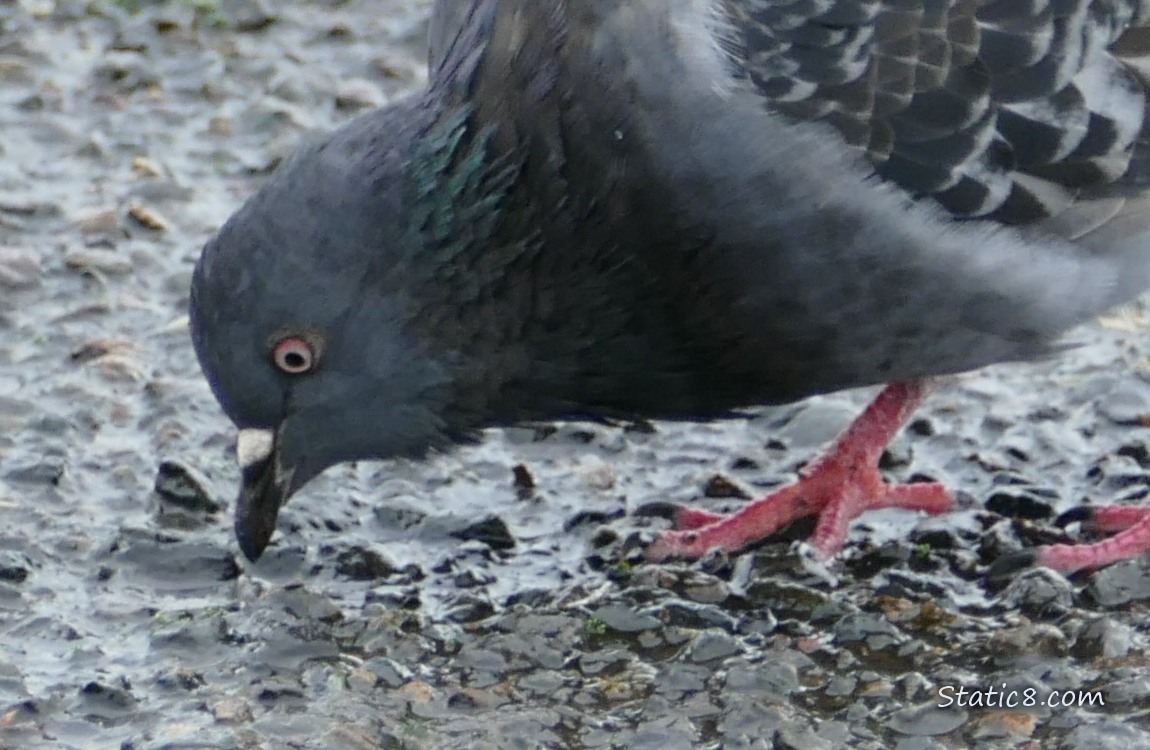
[672,506,728,530]
[646,381,953,561]
[1038,515,1150,572]
[1059,505,1150,534]
[1015,505,1150,573]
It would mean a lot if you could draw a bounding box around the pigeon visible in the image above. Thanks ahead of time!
[191,0,1150,573]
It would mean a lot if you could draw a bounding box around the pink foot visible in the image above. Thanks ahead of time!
[1030,505,1150,573]
[646,381,953,562]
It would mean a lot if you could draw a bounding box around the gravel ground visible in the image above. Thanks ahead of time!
[4,2,1150,749]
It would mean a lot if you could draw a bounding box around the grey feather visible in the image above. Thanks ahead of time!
[726,0,1150,224]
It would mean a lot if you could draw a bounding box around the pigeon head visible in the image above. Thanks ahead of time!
[190,101,463,561]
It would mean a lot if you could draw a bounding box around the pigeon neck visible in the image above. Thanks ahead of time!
[406,103,522,266]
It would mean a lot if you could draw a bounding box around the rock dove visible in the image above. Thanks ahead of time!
[191,0,1150,573]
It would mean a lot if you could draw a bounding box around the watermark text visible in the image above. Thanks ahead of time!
[937,684,1104,709]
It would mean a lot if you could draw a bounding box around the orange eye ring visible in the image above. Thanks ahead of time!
[272,336,316,374]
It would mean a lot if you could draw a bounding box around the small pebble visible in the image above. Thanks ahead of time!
[64,248,133,274]
[0,247,42,288]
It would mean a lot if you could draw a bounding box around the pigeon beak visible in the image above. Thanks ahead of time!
[234,427,296,562]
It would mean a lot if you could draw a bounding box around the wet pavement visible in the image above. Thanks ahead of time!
[3,2,1150,748]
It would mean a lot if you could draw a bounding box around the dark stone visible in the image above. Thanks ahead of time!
[450,515,516,551]
[153,459,221,514]
[333,545,397,581]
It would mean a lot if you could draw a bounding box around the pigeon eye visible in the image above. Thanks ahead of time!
[272,336,316,374]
